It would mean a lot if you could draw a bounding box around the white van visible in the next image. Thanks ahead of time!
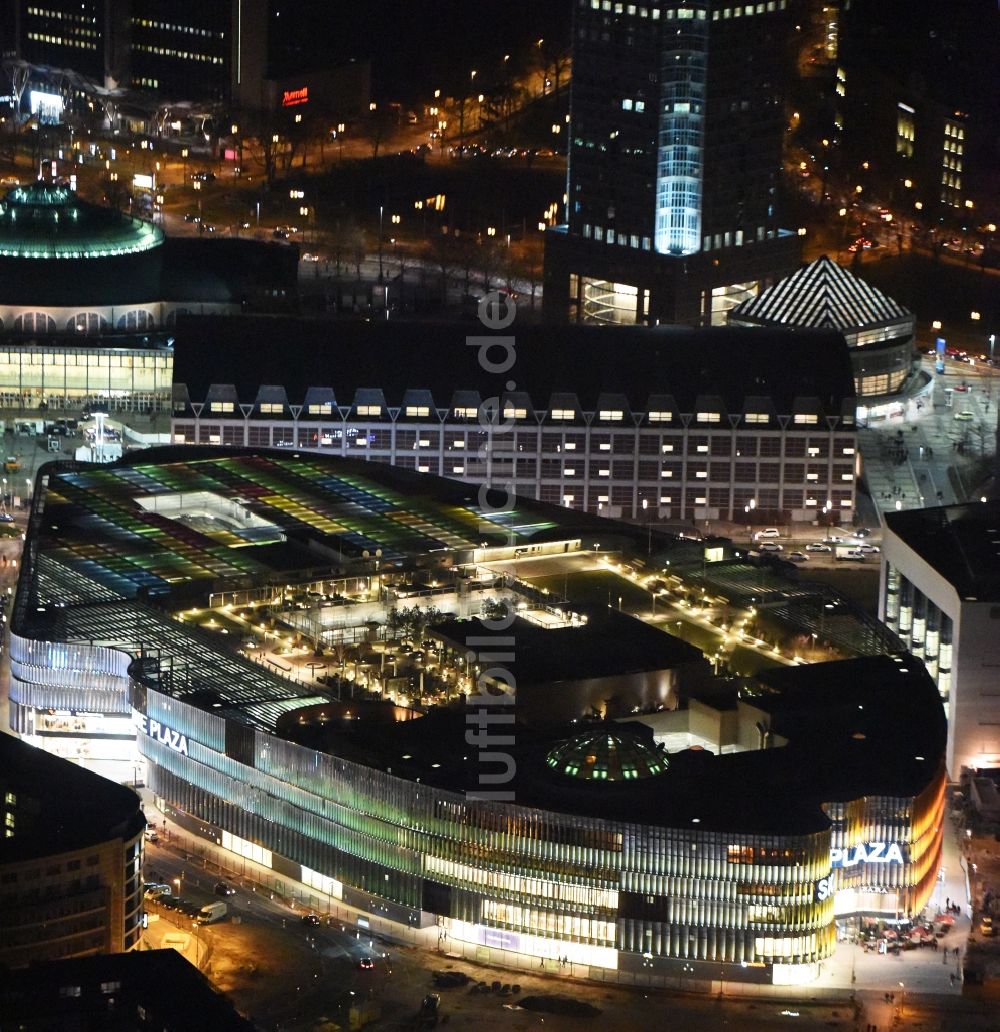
[197,901,228,924]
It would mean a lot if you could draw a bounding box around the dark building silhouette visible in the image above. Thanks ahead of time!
[0,949,257,1030]
[0,733,146,967]
[544,0,801,327]
[836,0,1000,225]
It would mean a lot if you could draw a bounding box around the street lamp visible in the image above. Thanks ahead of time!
[378,204,385,283]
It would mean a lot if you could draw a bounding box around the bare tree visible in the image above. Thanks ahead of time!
[477,238,502,293]
[359,106,398,160]
[514,251,543,309]
[236,106,284,189]
[422,232,460,304]
[101,173,127,213]
[455,234,478,295]
[351,226,367,280]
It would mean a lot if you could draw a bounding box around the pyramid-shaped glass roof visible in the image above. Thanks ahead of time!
[729,254,912,333]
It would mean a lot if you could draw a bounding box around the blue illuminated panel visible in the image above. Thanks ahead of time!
[655,7,709,256]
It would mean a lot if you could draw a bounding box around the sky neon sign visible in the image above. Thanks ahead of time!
[135,713,189,756]
[282,87,309,107]
[830,842,905,868]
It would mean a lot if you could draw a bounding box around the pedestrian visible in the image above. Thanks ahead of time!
[947,897,950,908]
[950,973,955,986]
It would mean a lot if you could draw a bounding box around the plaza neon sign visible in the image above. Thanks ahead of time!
[830,842,905,868]
[135,713,189,756]
[282,87,309,107]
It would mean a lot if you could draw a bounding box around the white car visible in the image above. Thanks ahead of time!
[788,551,808,562]
[759,542,783,553]
[805,543,832,553]
[755,528,781,540]
[859,544,880,554]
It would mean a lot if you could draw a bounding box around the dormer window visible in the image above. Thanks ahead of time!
[551,408,575,420]
[357,404,381,417]
[260,402,283,414]
[599,409,624,421]
[794,413,818,425]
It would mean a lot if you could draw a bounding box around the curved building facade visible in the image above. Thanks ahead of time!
[0,734,145,967]
[0,182,297,336]
[9,449,946,987]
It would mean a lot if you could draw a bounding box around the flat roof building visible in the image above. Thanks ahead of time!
[170,317,859,526]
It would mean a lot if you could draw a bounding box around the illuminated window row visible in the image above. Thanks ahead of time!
[132,44,223,64]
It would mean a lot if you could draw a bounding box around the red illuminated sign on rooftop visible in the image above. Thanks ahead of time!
[282,87,309,108]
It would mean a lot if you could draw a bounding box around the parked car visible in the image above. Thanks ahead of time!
[954,410,975,421]
[758,542,783,553]
[419,994,440,1023]
[788,551,808,562]
[837,549,867,562]
[859,544,880,554]
[805,543,832,553]
[754,528,781,540]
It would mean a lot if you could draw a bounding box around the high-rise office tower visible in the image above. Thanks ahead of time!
[544,0,801,327]
[7,0,266,104]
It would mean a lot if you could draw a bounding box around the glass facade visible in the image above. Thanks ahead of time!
[136,682,838,978]
[0,343,172,413]
[8,449,943,987]
[655,7,707,255]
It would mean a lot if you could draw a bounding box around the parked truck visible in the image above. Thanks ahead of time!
[197,901,228,924]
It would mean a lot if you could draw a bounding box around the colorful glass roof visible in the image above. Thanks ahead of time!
[37,451,559,600]
[0,181,163,259]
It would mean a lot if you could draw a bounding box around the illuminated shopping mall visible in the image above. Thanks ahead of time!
[9,447,946,987]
